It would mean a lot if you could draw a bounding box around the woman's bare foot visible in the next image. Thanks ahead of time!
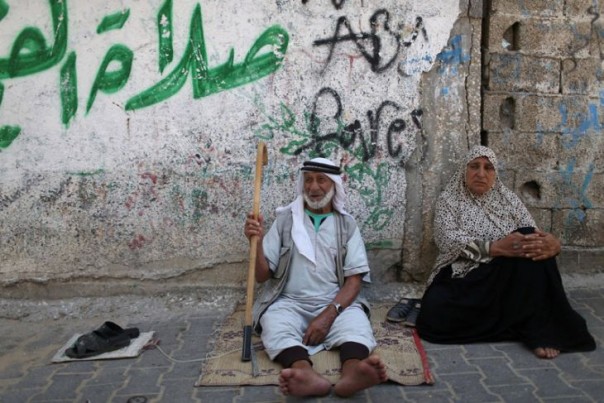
[534,347,560,359]
[334,354,388,397]
[278,367,331,397]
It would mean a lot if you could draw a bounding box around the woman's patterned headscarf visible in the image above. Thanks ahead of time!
[428,145,535,285]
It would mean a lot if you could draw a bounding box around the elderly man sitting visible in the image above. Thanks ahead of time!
[243,157,387,397]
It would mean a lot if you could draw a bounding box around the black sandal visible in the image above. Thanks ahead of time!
[386,298,417,323]
[403,302,421,327]
[65,321,140,359]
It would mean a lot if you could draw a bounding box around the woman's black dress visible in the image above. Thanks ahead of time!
[416,256,596,353]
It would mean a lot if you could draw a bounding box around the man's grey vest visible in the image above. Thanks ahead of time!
[251,209,370,334]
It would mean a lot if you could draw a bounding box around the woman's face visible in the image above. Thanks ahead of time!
[465,156,496,196]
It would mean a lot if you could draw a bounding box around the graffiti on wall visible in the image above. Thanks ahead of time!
[1,0,459,251]
[558,98,602,150]
[125,4,288,111]
[252,3,430,231]
[0,0,289,149]
[0,82,20,149]
[301,0,347,10]
[254,86,423,230]
[550,96,599,225]
[313,10,426,74]
[586,5,603,61]
[435,35,470,76]
[554,158,594,226]
[559,5,601,231]
[272,87,423,164]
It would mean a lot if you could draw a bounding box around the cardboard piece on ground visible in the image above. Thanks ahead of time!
[51,331,155,363]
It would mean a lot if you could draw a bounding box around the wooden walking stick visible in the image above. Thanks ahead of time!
[242,141,268,362]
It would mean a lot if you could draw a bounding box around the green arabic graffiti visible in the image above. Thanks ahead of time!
[0,0,8,21]
[0,125,21,149]
[158,0,173,74]
[0,81,22,148]
[97,9,130,34]
[60,52,78,125]
[0,0,67,79]
[346,162,394,230]
[125,3,289,110]
[192,188,209,221]
[0,0,289,144]
[254,99,394,230]
[86,45,133,113]
[0,97,21,148]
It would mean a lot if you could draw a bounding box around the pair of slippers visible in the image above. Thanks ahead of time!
[65,321,140,359]
[386,298,421,327]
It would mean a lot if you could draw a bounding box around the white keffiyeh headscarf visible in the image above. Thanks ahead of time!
[428,146,536,285]
[276,158,350,264]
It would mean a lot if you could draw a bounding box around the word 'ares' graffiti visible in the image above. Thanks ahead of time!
[258,87,422,165]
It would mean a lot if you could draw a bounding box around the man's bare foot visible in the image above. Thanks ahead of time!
[278,367,331,397]
[334,355,388,397]
[534,347,560,359]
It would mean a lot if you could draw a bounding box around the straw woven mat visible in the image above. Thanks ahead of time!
[196,303,433,387]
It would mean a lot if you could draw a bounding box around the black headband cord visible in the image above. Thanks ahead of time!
[301,161,341,175]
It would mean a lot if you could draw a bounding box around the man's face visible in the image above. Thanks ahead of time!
[303,172,335,212]
[465,156,496,196]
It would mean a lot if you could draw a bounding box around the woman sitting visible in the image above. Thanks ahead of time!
[416,145,596,359]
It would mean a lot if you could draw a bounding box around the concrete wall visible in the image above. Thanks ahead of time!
[0,0,466,296]
[483,0,604,273]
[403,2,484,282]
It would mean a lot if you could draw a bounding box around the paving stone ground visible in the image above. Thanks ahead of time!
[0,285,602,403]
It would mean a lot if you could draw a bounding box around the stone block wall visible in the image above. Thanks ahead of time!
[483,0,604,272]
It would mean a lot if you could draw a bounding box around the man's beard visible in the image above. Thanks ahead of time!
[304,186,335,210]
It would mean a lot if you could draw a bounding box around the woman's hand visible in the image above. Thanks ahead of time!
[491,232,527,258]
[521,230,561,261]
[491,230,561,260]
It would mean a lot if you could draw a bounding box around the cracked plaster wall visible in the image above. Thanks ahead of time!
[0,0,467,294]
